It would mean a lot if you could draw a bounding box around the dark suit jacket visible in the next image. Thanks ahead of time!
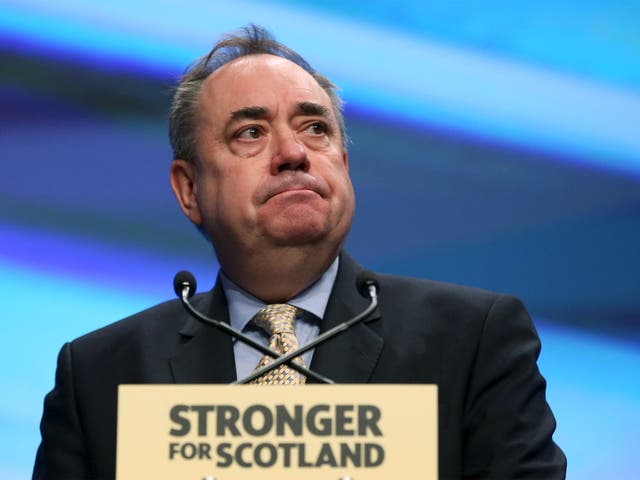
[34,253,566,479]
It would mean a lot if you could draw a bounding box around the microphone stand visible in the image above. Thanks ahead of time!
[179,287,334,384]
[234,284,378,384]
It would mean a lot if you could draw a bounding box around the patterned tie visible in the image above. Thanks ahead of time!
[250,304,306,385]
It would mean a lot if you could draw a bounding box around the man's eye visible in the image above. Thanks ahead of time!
[305,122,327,135]
[236,126,262,140]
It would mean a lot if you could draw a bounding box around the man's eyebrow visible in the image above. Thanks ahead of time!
[296,102,329,117]
[229,106,269,123]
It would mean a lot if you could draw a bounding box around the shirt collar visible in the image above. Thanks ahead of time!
[220,256,340,333]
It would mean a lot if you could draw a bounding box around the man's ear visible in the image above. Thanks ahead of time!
[170,159,202,225]
[342,150,349,171]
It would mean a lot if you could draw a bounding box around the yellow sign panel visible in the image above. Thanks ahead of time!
[117,384,437,480]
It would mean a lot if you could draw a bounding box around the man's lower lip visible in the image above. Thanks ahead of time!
[272,189,317,198]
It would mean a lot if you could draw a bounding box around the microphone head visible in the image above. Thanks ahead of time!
[356,270,379,299]
[173,270,197,298]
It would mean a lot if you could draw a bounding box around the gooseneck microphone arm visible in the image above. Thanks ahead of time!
[174,271,334,384]
[233,271,380,385]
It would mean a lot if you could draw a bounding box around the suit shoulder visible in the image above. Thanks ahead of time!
[69,292,209,349]
[376,273,523,317]
[372,273,533,353]
[378,273,504,300]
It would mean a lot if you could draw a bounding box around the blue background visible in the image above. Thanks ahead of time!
[1,1,639,478]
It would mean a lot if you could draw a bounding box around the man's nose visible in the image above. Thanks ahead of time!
[270,131,309,174]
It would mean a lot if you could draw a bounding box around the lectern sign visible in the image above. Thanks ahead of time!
[117,385,437,479]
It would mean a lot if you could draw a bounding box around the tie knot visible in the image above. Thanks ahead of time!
[253,304,298,335]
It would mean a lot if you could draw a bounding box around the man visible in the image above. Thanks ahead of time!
[34,25,566,479]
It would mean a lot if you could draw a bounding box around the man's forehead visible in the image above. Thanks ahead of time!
[208,53,306,80]
[200,54,331,113]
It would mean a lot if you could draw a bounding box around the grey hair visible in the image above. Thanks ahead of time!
[169,24,348,163]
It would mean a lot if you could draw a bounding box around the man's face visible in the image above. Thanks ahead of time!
[177,54,354,263]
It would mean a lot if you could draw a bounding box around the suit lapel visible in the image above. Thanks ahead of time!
[169,279,237,384]
[310,253,383,383]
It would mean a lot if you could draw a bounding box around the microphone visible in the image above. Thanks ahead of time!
[172,271,333,384]
[356,270,380,300]
[234,271,380,384]
[174,270,197,299]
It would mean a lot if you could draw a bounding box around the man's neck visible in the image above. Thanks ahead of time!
[218,245,341,303]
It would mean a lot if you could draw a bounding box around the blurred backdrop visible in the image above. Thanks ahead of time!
[1,1,639,478]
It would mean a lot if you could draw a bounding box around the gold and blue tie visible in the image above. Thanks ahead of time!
[250,304,306,385]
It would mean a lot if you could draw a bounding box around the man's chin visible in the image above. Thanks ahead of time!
[258,204,332,242]
[261,217,332,247]
[268,228,327,247]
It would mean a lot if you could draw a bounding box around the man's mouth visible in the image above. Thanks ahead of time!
[260,174,329,203]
